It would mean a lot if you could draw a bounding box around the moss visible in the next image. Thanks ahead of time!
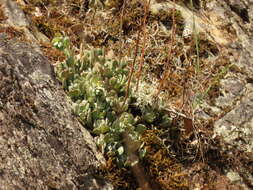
[99,129,189,190]
[106,0,146,36]
[142,130,189,190]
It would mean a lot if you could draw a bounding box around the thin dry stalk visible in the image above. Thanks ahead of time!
[135,0,151,91]
[116,0,127,62]
[121,31,141,109]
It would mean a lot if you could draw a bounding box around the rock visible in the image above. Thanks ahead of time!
[214,84,253,152]
[208,1,253,189]
[212,0,253,153]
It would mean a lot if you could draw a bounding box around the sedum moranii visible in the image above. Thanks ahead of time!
[52,36,172,166]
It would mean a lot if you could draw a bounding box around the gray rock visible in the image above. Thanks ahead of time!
[0,33,112,190]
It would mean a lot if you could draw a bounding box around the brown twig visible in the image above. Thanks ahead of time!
[121,30,141,110]
[135,0,151,91]
[122,132,155,190]
[117,0,127,62]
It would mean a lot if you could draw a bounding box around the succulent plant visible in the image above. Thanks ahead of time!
[52,36,172,166]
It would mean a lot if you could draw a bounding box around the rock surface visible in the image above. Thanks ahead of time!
[151,0,253,188]
[212,1,253,188]
[0,1,112,189]
[210,0,253,158]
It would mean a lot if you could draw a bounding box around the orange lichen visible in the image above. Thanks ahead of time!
[40,42,65,62]
[0,26,24,39]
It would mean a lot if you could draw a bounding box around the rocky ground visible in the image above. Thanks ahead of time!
[0,0,252,189]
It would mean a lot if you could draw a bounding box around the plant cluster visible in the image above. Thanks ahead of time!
[52,36,172,166]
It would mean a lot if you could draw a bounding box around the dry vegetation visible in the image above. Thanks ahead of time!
[9,0,252,189]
